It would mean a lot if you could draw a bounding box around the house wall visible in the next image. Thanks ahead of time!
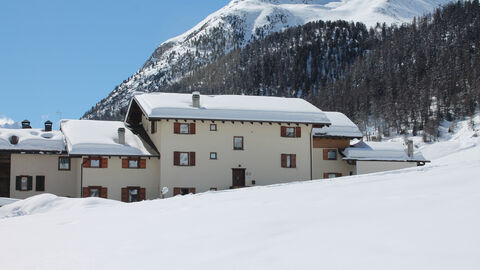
[10,154,78,199]
[82,157,160,201]
[147,119,313,197]
[312,137,356,179]
[356,161,417,175]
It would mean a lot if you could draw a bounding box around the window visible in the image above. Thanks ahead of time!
[58,157,70,171]
[328,149,337,160]
[122,158,146,169]
[82,186,107,198]
[281,126,301,138]
[233,136,244,150]
[174,152,195,166]
[36,176,45,191]
[210,152,217,160]
[210,124,217,131]
[180,123,190,134]
[324,173,342,179]
[15,176,32,191]
[83,157,108,168]
[173,187,196,196]
[90,158,100,168]
[281,154,297,168]
[121,186,146,202]
[174,122,196,134]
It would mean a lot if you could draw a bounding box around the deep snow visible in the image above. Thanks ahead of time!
[0,115,479,270]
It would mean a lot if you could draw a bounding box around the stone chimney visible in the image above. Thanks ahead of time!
[10,135,19,145]
[44,120,53,132]
[192,91,200,108]
[21,120,31,129]
[407,140,414,158]
[118,127,126,145]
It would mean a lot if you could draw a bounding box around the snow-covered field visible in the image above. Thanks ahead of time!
[0,115,479,270]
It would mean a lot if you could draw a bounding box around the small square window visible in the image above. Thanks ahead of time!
[179,124,190,134]
[327,173,338,178]
[210,152,217,160]
[234,136,244,150]
[210,124,217,131]
[129,159,139,168]
[90,159,100,168]
[180,153,189,166]
[90,188,100,197]
[327,149,337,160]
[285,127,296,137]
[58,157,70,170]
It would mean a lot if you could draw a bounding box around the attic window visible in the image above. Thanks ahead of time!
[180,124,189,134]
[90,158,100,168]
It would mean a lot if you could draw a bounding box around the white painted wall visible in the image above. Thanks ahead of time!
[356,161,417,174]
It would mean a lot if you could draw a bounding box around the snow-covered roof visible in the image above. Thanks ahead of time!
[131,92,330,124]
[342,141,428,162]
[60,120,158,156]
[313,112,362,138]
[0,128,65,153]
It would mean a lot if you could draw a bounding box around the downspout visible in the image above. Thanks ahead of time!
[310,126,313,180]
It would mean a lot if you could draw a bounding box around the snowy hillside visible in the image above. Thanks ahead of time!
[1,115,479,269]
[83,0,453,120]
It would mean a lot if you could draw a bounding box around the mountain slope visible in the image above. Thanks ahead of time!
[83,0,453,120]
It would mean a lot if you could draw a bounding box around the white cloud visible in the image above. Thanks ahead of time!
[0,117,20,128]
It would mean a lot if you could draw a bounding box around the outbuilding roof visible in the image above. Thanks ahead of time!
[342,141,428,162]
[0,128,65,153]
[130,92,330,125]
[313,112,362,138]
[60,120,158,157]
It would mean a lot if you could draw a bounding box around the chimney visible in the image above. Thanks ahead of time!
[21,120,31,129]
[118,127,126,145]
[44,120,53,132]
[10,135,19,145]
[192,91,200,108]
[407,140,414,158]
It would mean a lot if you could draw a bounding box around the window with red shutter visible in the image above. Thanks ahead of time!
[122,158,129,168]
[139,159,146,169]
[174,122,181,134]
[121,188,128,202]
[189,123,196,134]
[101,158,108,168]
[281,126,298,137]
[281,154,296,168]
[100,187,108,198]
[281,126,287,137]
[281,154,287,167]
[295,127,301,137]
[189,152,195,166]
[83,158,90,168]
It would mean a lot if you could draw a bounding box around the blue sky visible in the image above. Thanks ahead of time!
[0,0,230,128]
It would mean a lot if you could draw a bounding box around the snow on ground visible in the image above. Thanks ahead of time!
[0,114,479,270]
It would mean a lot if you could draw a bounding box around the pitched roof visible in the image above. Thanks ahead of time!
[131,92,330,124]
[342,141,428,162]
[60,120,158,156]
[313,112,362,138]
[0,128,65,153]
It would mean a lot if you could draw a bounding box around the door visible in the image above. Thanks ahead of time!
[232,169,246,187]
[0,154,11,197]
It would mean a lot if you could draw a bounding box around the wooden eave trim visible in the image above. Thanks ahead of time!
[342,158,431,163]
[146,116,330,127]
[313,135,363,139]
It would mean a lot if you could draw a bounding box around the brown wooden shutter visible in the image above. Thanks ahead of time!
[121,188,129,202]
[281,154,287,168]
[296,127,301,137]
[323,149,329,160]
[101,158,108,168]
[151,121,156,134]
[336,173,342,177]
[82,187,90,197]
[174,152,180,165]
[83,158,90,168]
[190,123,196,134]
[189,188,196,194]
[189,152,195,166]
[173,187,180,196]
[174,122,180,134]
[122,158,128,168]
[139,188,146,201]
[323,173,329,179]
[281,126,287,137]
[100,187,108,198]
[139,159,146,169]
[291,154,296,168]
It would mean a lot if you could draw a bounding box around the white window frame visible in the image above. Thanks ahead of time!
[179,123,190,134]
[179,152,189,166]
[58,157,70,170]
[327,149,337,160]
[285,127,296,137]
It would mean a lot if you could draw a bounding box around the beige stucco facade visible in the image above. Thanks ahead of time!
[81,157,160,200]
[10,154,78,199]
[144,117,313,197]
[356,161,417,175]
